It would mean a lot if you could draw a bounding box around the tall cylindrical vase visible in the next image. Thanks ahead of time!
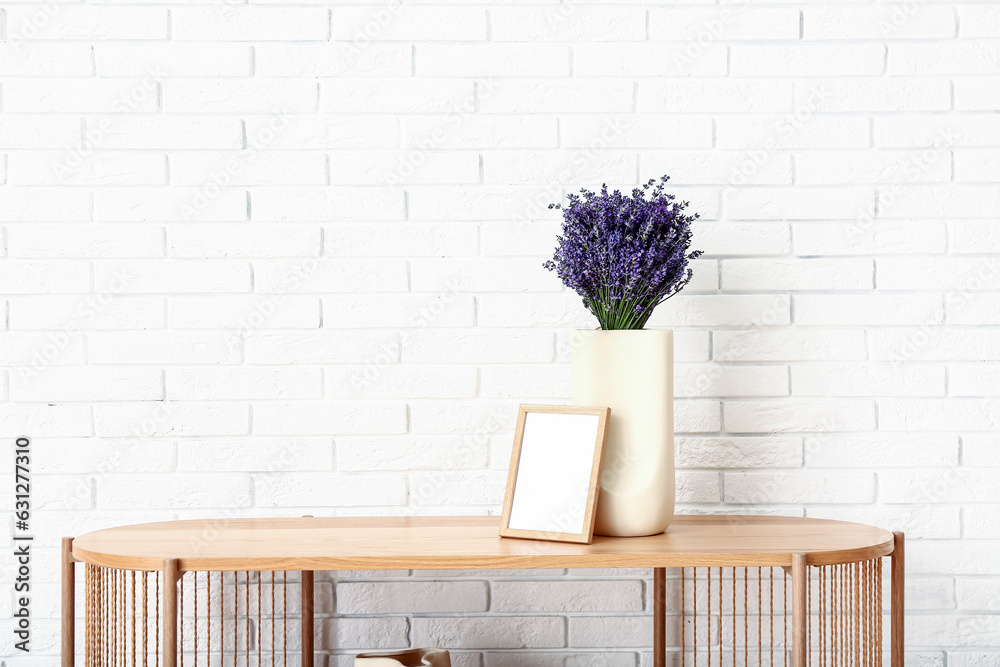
[572,329,675,537]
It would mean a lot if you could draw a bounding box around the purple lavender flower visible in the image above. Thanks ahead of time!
[543,176,702,330]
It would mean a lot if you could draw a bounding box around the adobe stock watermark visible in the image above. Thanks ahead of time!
[376,0,579,186]
[225,257,318,350]
[18,267,134,381]
[878,0,927,37]
[410,404,509,507]
[59,67,164,178]
[380,79,498,186]
[6,0,65,53]
[729,84,832,187]
[63,402,179,512]
[186,439,312,555]
[887,255,1000,369]
[516,116,631,234]
[344,278,462,394]
[181,110,292,221]
[338,0,404,56]
[849,126,959,244]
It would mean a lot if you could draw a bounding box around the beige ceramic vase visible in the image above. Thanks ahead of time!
[354,649,451,667]
[572,329,675,537]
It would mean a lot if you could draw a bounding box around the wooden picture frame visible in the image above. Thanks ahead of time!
[499,404,611,544]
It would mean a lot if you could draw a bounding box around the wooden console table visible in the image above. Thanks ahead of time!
[63,515,904,667]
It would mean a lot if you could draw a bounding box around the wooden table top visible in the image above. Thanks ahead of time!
[71,515,895,572]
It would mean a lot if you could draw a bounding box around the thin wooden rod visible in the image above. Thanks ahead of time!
[855,562,860,667]
[860,561,865,667]
[97,566,103,667]
[845,564,850,667]
[770,568,775,667]
[838,564,844,667]
[792,554,807,667]
[120,568,124,667]
[819,567,825,667]
[807,566,812,667]
[861,562,865,667]
[744,567,749,667]
[62,538,75,667]
[877,559,883,667]
[836,565,841,667]
[829,565,834,667]
[869,560,874,666]
[221,573,226,667]
[863,562,869,667]
[117,569,121,667]
[163,561,180,667]
[854,562,861,667]
[707,566,712,667]
[758,567,763,667]
[873,560,878,667]
[865,560,875,667]
[733,568,738,667]
[847,563,852,667]
[123,569,128,667]
[233,573,237,667]
[693,568,698,667]
[104,568,109,667]
[245,573,250,667]
[94,565,98,667]
[104,568,115,665]
[91,565,95,667]
[681,568,686,666]
[219,572,229,667]
[654,568,666,667]
[115,568,120,667]
[143,572,149,667]
[96,568,101,667]
[122,569,126,667]
[301,571,314,667]
[830,566,835,667]
[257,573,262,667]
[282,572,287,667]
[132,571,137,667]
[827,565,832,667]
[84,564,90,667]
[718,568,723,667]
[784,566,788,667]
[870,560,876,667]
[270,573,275,667]
[194,572,199,667]
[221,573,225,667]
[207,572,211,667]
[180,573,185,667]
[156,572,160,667]
[109,569,113,667]
[850,563,860,667]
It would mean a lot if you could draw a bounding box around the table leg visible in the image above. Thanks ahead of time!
[653,568,666,667]
[792,554,807,667]
[891,532,905,667]
[164,559,179,667]
[301,571,314,667]
[61,538,75,667]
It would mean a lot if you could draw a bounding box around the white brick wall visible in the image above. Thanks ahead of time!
[1,0,997,664]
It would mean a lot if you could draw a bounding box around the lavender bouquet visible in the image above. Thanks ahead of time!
[544,176,702,330]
